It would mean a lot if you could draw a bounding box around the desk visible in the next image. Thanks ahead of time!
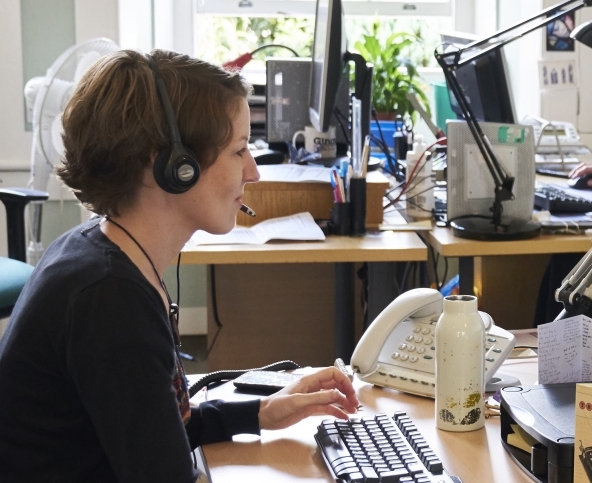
[182,232,427,370]
[199,358,538,483]
[428,226,592,329]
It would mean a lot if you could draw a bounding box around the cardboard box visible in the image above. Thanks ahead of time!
[575,383,592,482]
[237,170,389,228]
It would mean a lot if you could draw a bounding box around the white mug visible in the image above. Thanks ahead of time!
[292,125,337,158]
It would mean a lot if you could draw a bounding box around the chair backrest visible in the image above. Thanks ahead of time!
[0,187,48,317]
[0,188,48,262]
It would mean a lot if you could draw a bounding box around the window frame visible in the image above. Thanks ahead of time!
[195,0,452,18]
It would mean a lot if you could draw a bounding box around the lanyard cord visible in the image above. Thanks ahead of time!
[105,216,181,346]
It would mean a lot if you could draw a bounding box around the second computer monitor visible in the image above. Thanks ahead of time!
[309,0,347,133]
[441,31,517,124]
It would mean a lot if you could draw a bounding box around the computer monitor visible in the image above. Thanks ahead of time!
[440,31,517,124]
[309,0,347,133]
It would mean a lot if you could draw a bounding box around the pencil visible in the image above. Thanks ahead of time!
[240,204,256,217]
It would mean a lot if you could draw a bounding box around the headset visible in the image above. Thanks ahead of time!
[145,53,200,194]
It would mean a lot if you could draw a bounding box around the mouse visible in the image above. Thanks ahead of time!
[568,173,592,190]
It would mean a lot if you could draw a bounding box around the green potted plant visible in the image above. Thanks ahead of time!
[353,22,431,122]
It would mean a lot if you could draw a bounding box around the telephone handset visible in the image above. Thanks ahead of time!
[351,288,517,398]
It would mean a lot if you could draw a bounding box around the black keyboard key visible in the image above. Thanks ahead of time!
[406,462,424,475]
[317,434,352,465]
[379,468,410,481]
[426,458,443,474]
[360,466,379,482]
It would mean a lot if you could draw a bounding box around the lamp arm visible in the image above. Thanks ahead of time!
[556,248,592,310]
[436,51,513,203]
[443,0,589,69]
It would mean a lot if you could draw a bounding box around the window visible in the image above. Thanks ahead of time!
[194,1,453,70]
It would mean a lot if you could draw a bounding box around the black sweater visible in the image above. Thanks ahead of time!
[0,220,260,482]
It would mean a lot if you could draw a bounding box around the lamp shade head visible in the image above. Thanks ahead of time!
[571,20,592,48]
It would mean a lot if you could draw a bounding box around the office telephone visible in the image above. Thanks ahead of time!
[521,115,589,155]
[350,288,517,398]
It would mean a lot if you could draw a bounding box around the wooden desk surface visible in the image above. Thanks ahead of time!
[181,231,427,265]
[429,226,592,258]
[199,359,538,483]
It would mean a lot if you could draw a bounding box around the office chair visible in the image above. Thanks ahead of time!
[0,188,49,318]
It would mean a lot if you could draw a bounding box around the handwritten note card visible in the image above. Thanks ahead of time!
[538,315,592,384]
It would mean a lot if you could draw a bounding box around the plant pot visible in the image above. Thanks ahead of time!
[374,111,396,121]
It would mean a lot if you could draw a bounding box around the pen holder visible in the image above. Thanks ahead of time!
[349,177,366,236]
[330,202,351,235]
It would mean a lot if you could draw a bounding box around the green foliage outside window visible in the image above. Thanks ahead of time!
[196,15,451,118]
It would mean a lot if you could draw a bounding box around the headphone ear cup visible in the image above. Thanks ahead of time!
[153,146,201,194]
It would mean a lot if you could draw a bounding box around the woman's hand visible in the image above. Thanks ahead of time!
[258,366,359,431]
[569,162,592,179]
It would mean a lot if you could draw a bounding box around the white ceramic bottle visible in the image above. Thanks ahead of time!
[405,134,434,219]
[435,294,485,432]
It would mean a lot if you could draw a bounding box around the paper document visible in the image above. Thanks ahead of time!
[538,315,592,384]
[508,329,539,359]
[188,212,326,245]
[257,164,331,183]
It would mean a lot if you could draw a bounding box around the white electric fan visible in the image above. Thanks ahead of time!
[24,37,119,264]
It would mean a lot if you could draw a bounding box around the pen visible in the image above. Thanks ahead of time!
[351,97,362,177]
[240,204,256,217]
[361,135,370,178]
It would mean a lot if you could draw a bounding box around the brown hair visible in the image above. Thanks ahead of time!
[57,49,251,216]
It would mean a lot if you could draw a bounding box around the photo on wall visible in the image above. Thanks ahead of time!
[546,11,575,51]
[538,59,578,89]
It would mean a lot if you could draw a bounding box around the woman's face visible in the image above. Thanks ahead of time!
[183,97,260,234]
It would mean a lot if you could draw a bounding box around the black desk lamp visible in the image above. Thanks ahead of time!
[435,0,592,241]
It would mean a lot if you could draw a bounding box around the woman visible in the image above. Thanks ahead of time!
[0,49,358,482]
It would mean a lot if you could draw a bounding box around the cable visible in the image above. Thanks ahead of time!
[250,44,299,57]
[204,265,223,361]
[385,139,440,208]
[222,44,299,70]
[175,252,195,361]
[370,109,399,179]
[188,360,301,397]
[399,262,411,292]
[333,106,351,146]
[176,253,181,308]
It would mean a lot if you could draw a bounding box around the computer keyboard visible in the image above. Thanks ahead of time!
[534,185,592,214]
[315,411,463,483]
[535,168,570,179]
